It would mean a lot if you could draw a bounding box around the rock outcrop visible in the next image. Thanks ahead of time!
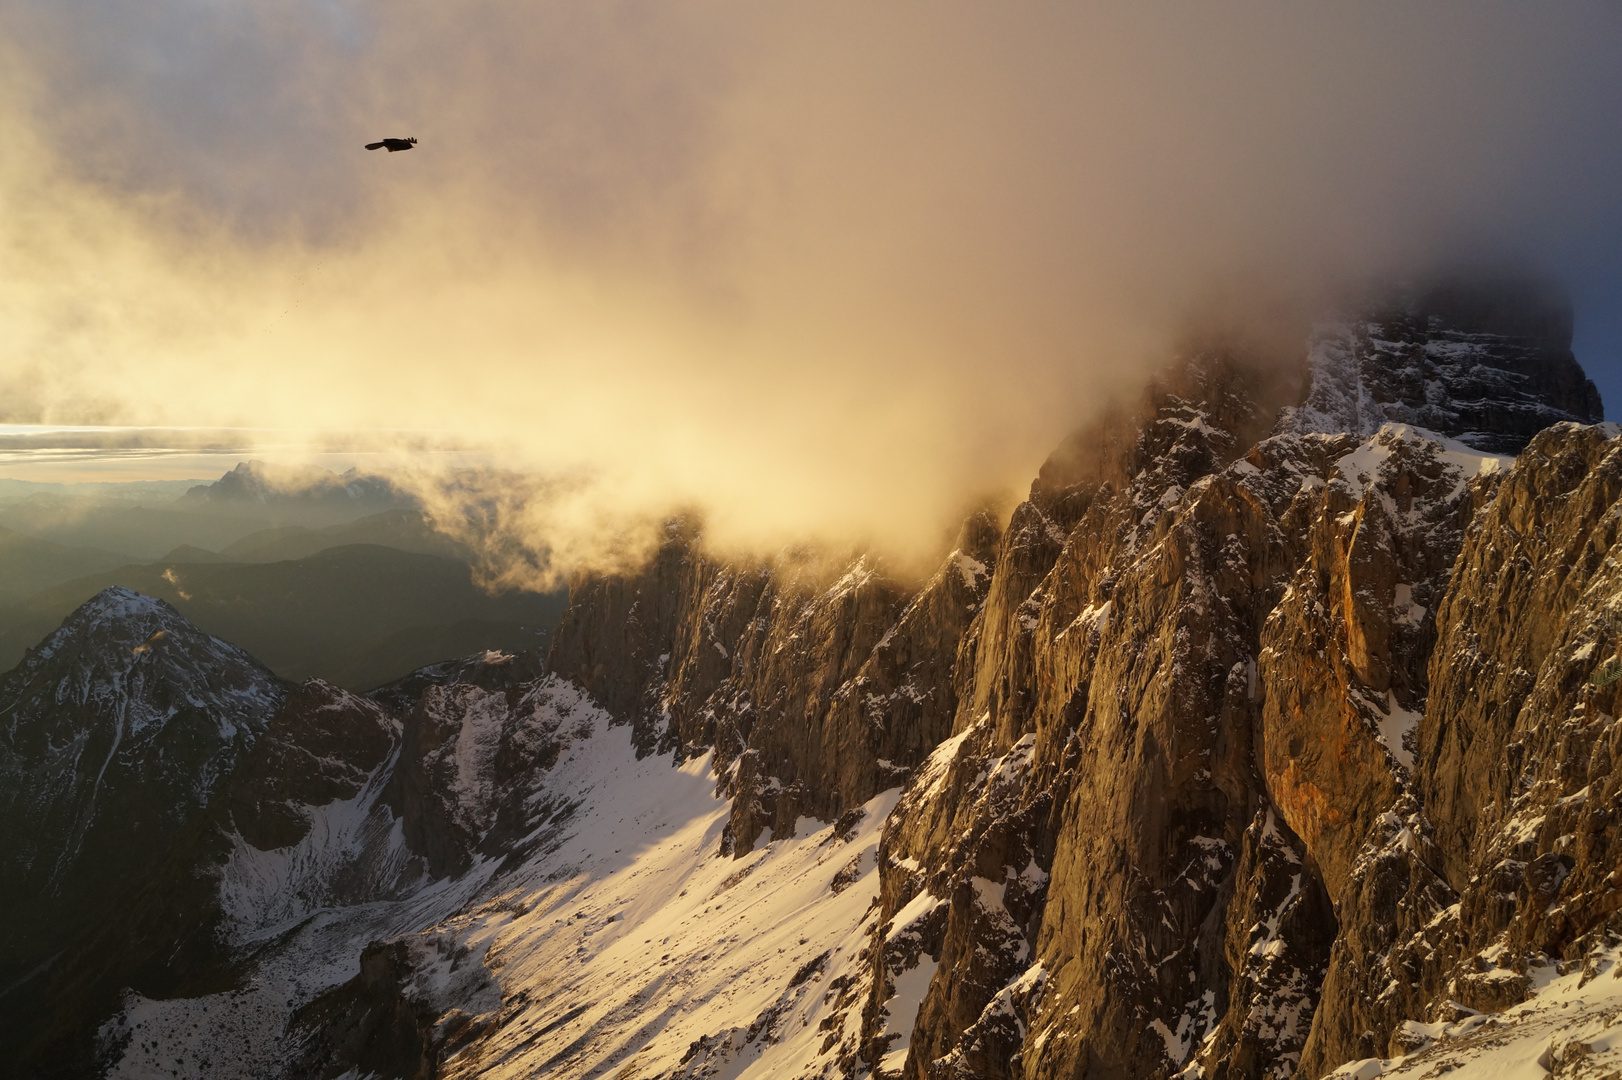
[1300,421,1622,1072]
[549,511,1001,855]
[849,352,1333,1080]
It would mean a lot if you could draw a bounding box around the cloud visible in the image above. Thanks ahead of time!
[2,1,1621,580]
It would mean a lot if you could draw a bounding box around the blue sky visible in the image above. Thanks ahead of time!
[1573,269,1622,419]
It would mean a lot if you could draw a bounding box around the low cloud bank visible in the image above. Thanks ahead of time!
[2,3,1620,581]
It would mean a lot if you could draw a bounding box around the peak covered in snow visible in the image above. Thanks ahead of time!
[0,588,286,1021]
[11,585,283,715]
[64,583,174,622]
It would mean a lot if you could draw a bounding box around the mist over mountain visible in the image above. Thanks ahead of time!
[179,460,411,513]
[4,4,1622,562]
[5,282,1622,1078]
[0,461,413,559]
[0,462,566,689]
[4,3,1622,1077]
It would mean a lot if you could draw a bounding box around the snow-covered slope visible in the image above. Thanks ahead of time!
[1326,948,1622,1079]
[421,751,896,1079]
[92,673,900,1080]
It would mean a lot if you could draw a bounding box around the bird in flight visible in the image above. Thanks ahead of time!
[365,137,417,152]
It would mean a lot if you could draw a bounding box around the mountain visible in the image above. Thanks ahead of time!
[0,526,130,602]
[0,501,271,563]
[179,460,411,513]
[0,467,539,693]
[0,589,284,1000]
[0,478,202,506]
[0,461,418,560]
[0,544,568,690]
[4,279,1621,1079]
[1281,276,1601,453]
[154,544,235,564]
[218,508,472,563]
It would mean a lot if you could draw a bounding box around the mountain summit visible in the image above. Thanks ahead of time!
[181,460,410,510]
[0,588,283,994]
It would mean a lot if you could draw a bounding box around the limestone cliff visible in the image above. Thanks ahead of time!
[524,280,1617,1078]
[548,512,1000,856]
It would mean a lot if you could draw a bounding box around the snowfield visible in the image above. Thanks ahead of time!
[430,748,899,1079]
[1326,948,1622,1079]
[100,680,900,1080]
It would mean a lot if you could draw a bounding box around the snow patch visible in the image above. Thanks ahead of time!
[1378,691,1421,773]
[1393,584,1426,629]
[878,956,940,1075]
[954,553,989,590]
[886,889,946,945]
[1324,948,1622,1079]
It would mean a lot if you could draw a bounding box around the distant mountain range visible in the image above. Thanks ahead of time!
[0,460,419,559]
[178,459,411,511]
[0,463,566,691]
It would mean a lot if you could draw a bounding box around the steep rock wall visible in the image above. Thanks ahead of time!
[533,317,1595,1078]
[848,363,1536,1079]
[548,515,1000,855]
[1280,278,1602,454]
[857,355,1337,1080]
[1299,422,1622,1072]
[528,319,1612,1079]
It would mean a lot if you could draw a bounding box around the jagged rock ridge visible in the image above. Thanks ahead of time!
[3,282,1622,1079]
[181,460,412,510]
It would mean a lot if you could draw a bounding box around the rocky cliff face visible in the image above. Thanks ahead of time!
[1280,278,1601,454]
[1297,421,1622,1074]
[524,283,1616,1079]
[855,404,1519,1080]
[548,510,1000,856]
[838,294,1614,1079]
[5,281,1622,1080]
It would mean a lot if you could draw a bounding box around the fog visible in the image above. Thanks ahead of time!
[2,2,1620,582]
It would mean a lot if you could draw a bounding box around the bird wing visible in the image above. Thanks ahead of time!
[365,142,385,150]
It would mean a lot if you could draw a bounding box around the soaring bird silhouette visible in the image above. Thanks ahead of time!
[365,137,417,152]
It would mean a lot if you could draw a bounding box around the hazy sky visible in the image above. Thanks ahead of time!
[2,2,1621,572]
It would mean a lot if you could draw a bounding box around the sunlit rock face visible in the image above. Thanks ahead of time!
[7,281,1622,1080]
[1298,422,1622,1074]
[525,284,1612,1080]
